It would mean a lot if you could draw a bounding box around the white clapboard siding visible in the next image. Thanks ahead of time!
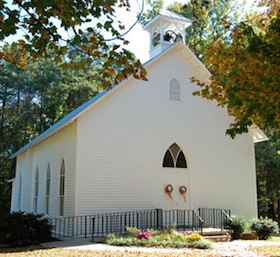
[11,42,258,220]
[11,122,77,217]
[74,48,257,218]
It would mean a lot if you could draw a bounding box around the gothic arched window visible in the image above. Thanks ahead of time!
[163,143,187,168]
[59,159,65,216]
[33,167,39,213]
[45,163,51,214]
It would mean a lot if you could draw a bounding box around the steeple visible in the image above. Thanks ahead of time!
[143,10,192,59]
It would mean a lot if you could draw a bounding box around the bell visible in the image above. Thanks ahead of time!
[163,30,177,43]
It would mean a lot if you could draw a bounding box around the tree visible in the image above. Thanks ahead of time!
[140,0,241,62]
[192,0,280,138]
[0,49,103,213]
[168,0,240,61]
[138,0,164,26]
[255,128,280,223]
[0,0,147,87]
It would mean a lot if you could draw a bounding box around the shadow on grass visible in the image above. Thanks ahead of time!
[0,244,47,254]
[0,237,60,253]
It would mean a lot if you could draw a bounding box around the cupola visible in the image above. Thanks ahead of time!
[143,10,192,59]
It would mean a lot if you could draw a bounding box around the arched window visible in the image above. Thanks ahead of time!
[152,31,160,47]
[169,78,181,101]
[59,159,65,216]
[33,167,39,213]
[45,163,51,214]
[18,173,22,210]
[163,143,187,168]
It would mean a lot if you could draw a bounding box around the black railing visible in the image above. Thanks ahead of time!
[92,209,159,242]
[49,208,230,241]
[50,215,95,238]
[162,209,203,234]
[198,208,232,230]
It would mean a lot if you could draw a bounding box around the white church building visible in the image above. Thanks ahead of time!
[10,11,266,230]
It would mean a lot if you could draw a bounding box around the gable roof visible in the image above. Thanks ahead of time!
[10,41,267,159]
[10,41,202,158]
[10,88,112,159]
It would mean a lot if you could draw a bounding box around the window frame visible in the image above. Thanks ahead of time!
[163,143,187,169]
[59,159,65,216]
[18,173,22,210]
[33,167,39,213]
[169,78,181,101]
[45,163,51,215]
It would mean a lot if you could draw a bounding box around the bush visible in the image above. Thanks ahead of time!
[125,226,141,237]
[188,239,212,249]
[0,211,53,247]
[227,215,247,240]
[250,217,279,240]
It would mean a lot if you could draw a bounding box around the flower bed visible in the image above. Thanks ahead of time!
[105,227,212,249]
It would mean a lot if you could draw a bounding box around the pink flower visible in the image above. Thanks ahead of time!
[181,231,192,235]
[137,231,153,239]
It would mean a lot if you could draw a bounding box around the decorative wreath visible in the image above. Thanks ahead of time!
[165,184,173,193]
[179,186,187,194]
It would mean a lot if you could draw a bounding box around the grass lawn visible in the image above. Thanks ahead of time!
[0,249,223,257]
[1,236,280,257]
[249,245,280,257]
[269,235,280,242]
[1,241,280,257]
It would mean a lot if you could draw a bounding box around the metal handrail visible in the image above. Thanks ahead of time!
[193,209,204,234]
[198,208,231,230]
[221,209,232,228]
[50,208,230,241]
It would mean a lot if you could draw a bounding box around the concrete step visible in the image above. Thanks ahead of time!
[203,234,231,242]
[202,230,231,242]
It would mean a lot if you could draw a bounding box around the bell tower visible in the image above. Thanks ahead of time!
[143,10,192,59]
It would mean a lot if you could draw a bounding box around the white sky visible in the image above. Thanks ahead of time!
[117,0,259,63]
[117,0,185,63]
[3,0,258,63]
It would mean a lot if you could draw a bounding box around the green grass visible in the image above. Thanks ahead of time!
[269,235,280,242]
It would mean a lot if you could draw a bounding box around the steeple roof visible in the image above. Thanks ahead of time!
[143,10,192,31]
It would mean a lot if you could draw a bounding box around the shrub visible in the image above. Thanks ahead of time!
[227,215,247,240]
[250,217,279,240]
[106,233,116,240]
[147,228,161,236]
[188,239,212,249]
[125,226,141,237]
[0,212,53,247]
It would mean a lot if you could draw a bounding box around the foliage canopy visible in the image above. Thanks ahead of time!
[193,1,280,137]
[0,0,147,87]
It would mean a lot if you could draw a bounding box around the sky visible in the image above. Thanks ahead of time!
[117,0,186,63]
[116,0,259,63]
[3,0,258,63]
